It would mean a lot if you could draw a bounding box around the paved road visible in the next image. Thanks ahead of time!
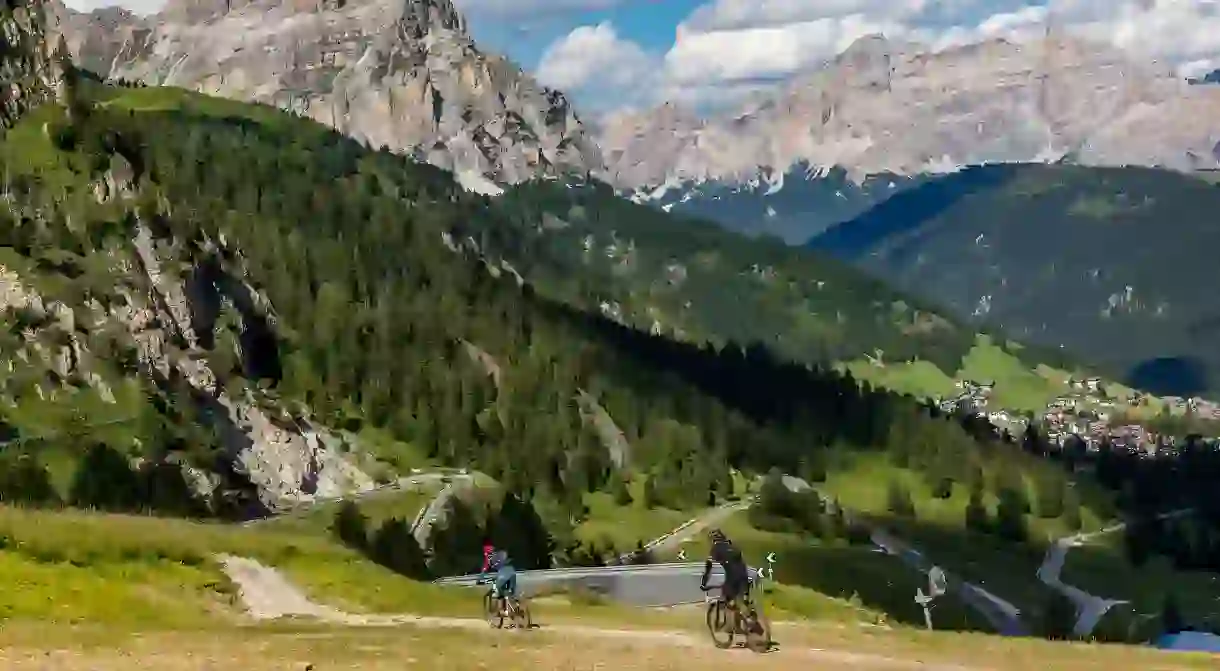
[871,529,1027,636]
[242,470,473,527]
[435,562,756,607]
[1037,508,1194,637]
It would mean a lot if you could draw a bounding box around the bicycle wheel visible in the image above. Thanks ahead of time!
[510,597,533,630]
[705,600,734,649]
[483,591,504,629]
[743,602,773,653]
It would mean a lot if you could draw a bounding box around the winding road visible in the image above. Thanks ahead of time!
[1036,509,1194,638]
[241,470,476,530]
[870,529,1027,636]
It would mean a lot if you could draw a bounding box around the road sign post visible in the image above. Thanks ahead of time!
[915,589,934,630]
[915,566,947,630]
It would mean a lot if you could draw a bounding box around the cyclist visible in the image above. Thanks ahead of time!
[480,545,519,614]
[480,542,495,577]
[699,528,753,616]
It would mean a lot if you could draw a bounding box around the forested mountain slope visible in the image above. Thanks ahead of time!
[807,164,1220,398]
[0,75,1012,530]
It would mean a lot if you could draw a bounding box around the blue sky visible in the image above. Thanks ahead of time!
[67,0,1220,115]
[452,0,1220,115]
[463,0,704,71]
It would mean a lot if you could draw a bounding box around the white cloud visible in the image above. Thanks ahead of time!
[62,0,163,14]
[536,21,658,100]
[643,0,1220,109]
[682,0,928,32]
[664,14,906,85]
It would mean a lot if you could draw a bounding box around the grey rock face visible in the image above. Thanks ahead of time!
[0,0,61,128]
[47,0,602,186]
[600,34,1220,189]
[115,221,374,510]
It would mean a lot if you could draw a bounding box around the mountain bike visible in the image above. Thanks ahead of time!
[702,582,771,652]
[478,580,532,630]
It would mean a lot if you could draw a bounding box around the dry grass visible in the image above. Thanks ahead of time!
[0,619,1213,671]
[0,506,1214,670]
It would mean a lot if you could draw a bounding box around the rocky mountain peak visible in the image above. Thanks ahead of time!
[0,0,62,128]
[399,0,464,39]
[833,33,893,92]
[601,34,1220,190]
[50,0,602,186]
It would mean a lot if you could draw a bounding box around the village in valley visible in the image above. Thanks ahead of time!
[937,377,1220,459]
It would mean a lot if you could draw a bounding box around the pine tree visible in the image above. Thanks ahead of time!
[995,487,1029,543]
[1042,591,1078,640]
[887,479,916,518]
[1160,592,1185,634]
[611,477,633,506]
[427,496,485,577]
[1036,475,1066,519]
[642,474,660,509]
[0,453,59,507]
[332,500,368,550]
[370,517,429,579]
[69,443,143,512]
[965,478,990,533]
[1063,487,1083,532]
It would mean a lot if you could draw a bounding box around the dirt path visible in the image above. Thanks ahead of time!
[215,554,982,671]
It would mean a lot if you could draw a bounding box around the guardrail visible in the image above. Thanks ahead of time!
[433,561,754,586]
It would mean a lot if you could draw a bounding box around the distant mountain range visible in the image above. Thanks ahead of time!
[626,164,929,243]
[601,33,1220,200]
[1189,69,1220,85]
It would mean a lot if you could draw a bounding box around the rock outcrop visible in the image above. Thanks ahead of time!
[46,0,603,186]
[0,0,62,128]
[112,218,374,511]
[601,34,1220,189]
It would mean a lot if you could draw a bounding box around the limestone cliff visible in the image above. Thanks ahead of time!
[47,0,603,187]
[0,0,61,127]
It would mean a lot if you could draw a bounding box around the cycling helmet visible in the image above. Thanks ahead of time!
[707,527,726,543]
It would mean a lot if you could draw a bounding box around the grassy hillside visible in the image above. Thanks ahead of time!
[808,163,1220,398]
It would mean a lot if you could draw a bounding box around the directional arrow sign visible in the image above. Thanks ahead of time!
[677,549,687,561]
[765,552,776,564]
[928,566,947,597]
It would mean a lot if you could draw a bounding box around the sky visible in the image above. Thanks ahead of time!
[62,0,1220,116]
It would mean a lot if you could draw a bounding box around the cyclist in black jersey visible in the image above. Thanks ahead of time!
[699,528,752,612]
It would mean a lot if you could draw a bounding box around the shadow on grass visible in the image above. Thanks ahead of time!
[746,540,996,634]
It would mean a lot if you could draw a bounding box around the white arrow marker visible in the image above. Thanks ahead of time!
[765,552,776,564]
[677,549,687,561]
